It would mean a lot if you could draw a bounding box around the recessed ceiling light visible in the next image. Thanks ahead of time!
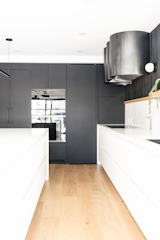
[43,49,55,53]
[79,33,87,36]
[77,50,84,53]
[15,50,21,53]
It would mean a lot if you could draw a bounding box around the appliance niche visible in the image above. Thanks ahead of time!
[31,89,66,141]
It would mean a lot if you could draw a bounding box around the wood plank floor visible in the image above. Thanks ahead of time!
[25,164,146,240]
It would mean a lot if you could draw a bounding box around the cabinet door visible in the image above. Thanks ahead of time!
[49,142,66,163]
[49,64,66,88]
[66,64,96,164]
[10,70,31,128]
[0,72,10,127]
[31,64,49,88]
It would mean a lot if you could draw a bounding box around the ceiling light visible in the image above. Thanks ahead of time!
[0,38,12,78]
[15,50,21,53]
[79,33,87,35]
[77,50,84,53]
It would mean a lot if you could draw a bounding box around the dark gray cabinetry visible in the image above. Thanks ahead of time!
[66,64,97,164]
[49,142,66,163]
[0,70,31,128]
[97,64,125,124]
[0,73,10,127]
[49,64,66,88]
[10,70,31,128]
[31,64,49,88]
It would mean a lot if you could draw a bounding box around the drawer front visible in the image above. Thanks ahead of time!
[18,134,47,200]
[129,144,160,211]
[100,147,111,178]
[110,159,129,205]
[99,128,111,156]
[13,157,47,240]
[1,135,47,240]
[112,135,125,171]
[127,179,160,240]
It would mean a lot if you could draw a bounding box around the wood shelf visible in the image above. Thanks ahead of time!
[124,90,160,104]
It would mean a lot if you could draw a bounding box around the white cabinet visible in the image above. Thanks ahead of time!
[100,147,111,178]
[97,125,160,240]
[110,159,129,205]
[128,144,160,211]
[99,127,111,156]
[127,178,160,240]
[0,130,49,240]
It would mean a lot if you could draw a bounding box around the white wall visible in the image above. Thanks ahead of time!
[125,98,160,131]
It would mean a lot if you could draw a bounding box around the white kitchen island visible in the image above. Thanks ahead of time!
[97,124,160,240]
[0,128,49,240]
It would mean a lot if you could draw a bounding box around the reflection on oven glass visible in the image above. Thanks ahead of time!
[31,89,66,141]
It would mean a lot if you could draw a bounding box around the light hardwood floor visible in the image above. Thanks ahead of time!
[25,164,146,240]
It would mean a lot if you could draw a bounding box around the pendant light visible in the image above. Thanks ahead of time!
[0,38,13,77]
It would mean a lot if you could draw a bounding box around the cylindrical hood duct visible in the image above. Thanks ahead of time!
[105,42,112,82]
[109,31,149,81]
[103,47,107,82]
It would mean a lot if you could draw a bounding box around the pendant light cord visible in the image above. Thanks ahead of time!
[8,40,10,75]
[6,38,12,76]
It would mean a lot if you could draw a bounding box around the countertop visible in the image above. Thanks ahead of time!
[0,128,48,174]
[98,124,160,158]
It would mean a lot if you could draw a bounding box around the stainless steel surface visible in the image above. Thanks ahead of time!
[104,42,131,85]
[104,42,112,82]
[104,47,107,82]
[109,31,149,81]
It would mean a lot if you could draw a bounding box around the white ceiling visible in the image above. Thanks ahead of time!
[0,0,160,63]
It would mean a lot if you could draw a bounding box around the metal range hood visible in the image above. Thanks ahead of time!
[104,31,150,86]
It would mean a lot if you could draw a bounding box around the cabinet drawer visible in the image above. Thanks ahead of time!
[129,144,160,210]
[13,157,47,240]
[110,159,129,205]
[100,147,111,178]
[127,179,160,240]
[18,135,47,200]
[99,128,111,156]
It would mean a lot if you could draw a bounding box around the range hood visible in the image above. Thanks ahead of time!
[104,31,150,86]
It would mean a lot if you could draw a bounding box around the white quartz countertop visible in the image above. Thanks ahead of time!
[98,124,160,158]
[0,128,48,174]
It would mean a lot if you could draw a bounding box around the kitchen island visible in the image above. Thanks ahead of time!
[97,124,160,240]
[0,128,49,240]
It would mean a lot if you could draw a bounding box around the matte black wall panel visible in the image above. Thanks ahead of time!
[49,64,66,88]
[125,24,160,101]
[151,27,158,86]
[125,85,129,101]
[98,96,124,124]
[0,73,10,127]
[66,64,96,164]
[10,70,31,128]
[49,142,66,162]
[31,64,49,88]
[156,25,160,89]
